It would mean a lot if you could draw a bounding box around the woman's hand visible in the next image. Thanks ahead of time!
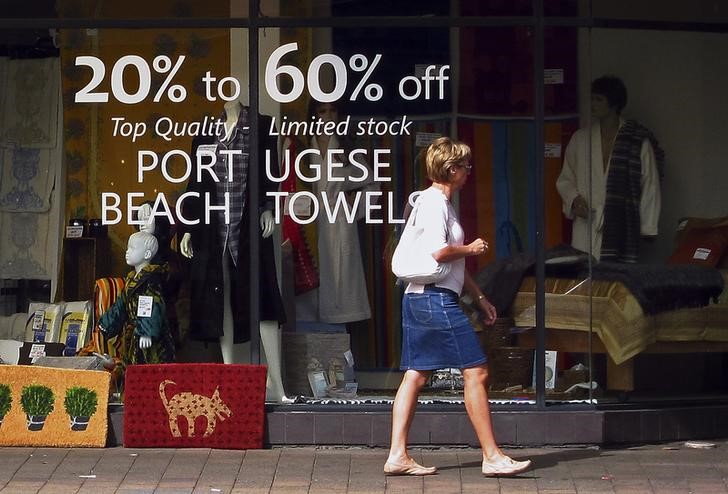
[463,271,496,324]
[478,296,497,325]
[466,238,489,256]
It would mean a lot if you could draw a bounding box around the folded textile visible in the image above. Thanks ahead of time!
[476,245,725,316]
[588,262,724,315]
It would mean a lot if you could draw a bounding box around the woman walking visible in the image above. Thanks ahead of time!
[385,137,532,477]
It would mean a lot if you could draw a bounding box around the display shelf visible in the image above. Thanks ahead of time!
[61,237,110,302]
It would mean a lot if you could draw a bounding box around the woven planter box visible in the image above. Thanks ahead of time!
[488,346,534,391]
[480,317,515,351]
[282,332,351,397]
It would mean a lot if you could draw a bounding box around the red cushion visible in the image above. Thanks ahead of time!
[667,225,728,267]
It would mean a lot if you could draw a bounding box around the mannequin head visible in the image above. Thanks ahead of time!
[307,100,350,150]
[308,100,339,124]
[133,200,171,263]
[126,231,159,272]
[136,202,156,234]
[591,75,627,117]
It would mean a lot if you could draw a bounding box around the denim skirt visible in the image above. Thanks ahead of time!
[400,286,487,371]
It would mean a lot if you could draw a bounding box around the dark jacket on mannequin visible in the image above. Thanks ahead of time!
[185,104,286,343]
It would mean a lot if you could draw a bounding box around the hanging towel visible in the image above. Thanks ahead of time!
[0,185,61,279]
[0,58,61,213]
[0,145,57,212]
[1,57,60,148]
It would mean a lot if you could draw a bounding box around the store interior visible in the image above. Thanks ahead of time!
[1,1,727,410]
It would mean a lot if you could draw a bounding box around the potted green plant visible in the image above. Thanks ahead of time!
[20,384,54,431]
[64,387,98,431]
[0,384,12,427]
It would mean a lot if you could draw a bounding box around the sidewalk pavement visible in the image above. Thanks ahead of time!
[1,439,727,493]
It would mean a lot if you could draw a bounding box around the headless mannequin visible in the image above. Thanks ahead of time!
[180,100,289,403]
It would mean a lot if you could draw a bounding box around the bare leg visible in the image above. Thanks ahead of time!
[260,321,292,403]
[220,260,237,364]
[387,369,431,462]
[462,365,502,460]
[463,365,531,475]
[220,260,249,364]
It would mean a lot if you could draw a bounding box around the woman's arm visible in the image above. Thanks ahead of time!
[432,238,487,264]
[463,270,497,325]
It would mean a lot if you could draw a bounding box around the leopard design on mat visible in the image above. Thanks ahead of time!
[158,380,232,437]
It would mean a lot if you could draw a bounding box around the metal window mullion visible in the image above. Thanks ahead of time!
[248,0,261,365]
[533,0,546,409]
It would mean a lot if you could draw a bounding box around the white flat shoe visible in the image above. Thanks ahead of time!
[482,456,532,477]
[384,459,438,476]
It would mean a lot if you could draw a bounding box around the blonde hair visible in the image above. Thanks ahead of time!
[425,137,472,183]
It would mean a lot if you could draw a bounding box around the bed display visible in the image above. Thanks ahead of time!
[476,230,728,393]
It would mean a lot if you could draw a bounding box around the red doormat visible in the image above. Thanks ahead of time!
[123,364,266,449]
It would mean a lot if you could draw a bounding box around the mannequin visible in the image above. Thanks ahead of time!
[135,201,186,348]
[556,75,663,262]
[98,231,175,366]
[181,100,289,403]
[304,100,379,324]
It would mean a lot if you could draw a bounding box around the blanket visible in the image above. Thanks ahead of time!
[475,245,725,316]
[589,262,724,315]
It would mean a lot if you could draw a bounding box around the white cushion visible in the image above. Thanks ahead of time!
[0,339,23,365]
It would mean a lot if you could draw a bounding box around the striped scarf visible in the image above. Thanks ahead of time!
[601,120,665,263]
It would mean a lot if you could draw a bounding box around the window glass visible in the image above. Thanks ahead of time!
[275,0,450,18]
[255,23,540,404]
[4,1,726,409]
[592,0,728,24]
[585,27,728,401]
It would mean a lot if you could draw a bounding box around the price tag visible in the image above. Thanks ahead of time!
[137,295,153,317]
[344,349,355,367]
[66,225,84,238]
[285,194,312,217]
[544,143,562,158]
[32,310,45,331]
[544,68,564,84]
[693,247,711,260]
[415,132,442,148]
[29,344,47,363]
[197,144,218,155]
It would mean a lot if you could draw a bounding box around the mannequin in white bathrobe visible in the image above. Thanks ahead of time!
[556,78,661,260]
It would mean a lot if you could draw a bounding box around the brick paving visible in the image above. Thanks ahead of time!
[1,440,727,493]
